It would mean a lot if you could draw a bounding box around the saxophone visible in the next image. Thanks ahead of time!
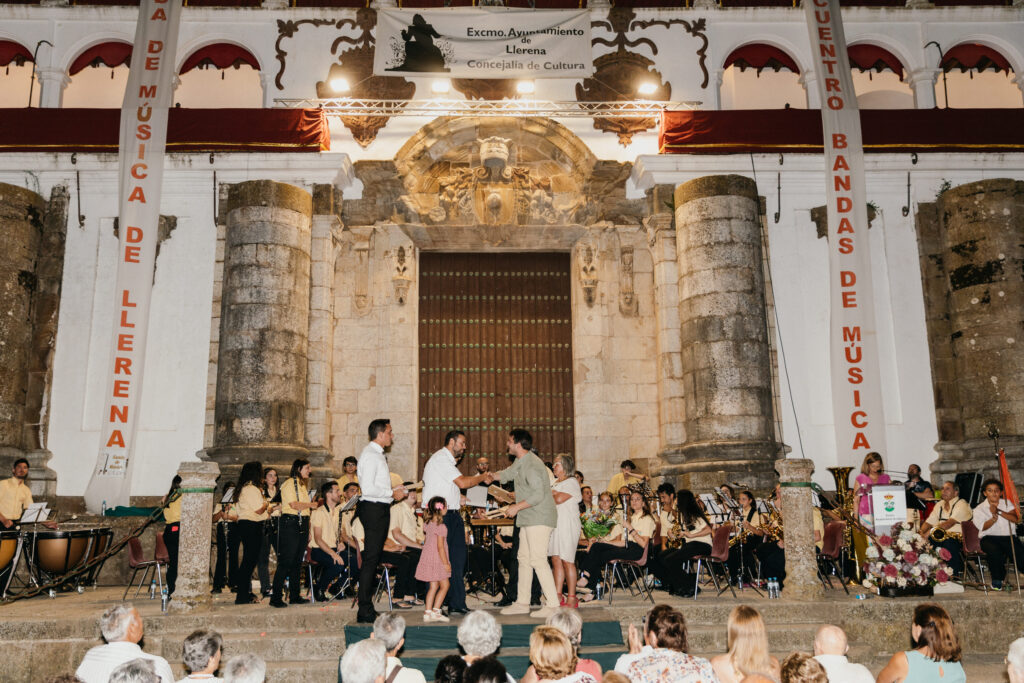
[929,527,963,544]
[759,504,784,542]
[666,510,684,549]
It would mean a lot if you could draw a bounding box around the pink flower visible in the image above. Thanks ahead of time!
[883,564,899,578]
[878,535,893,547]
[904,551,918,563]
[936,569,949,583]
[937,548,952,561]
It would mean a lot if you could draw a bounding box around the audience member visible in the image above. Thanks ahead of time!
[340,639,387,683]
[1008,637,1024,683]
[600,674,629,683]
[615,604,716,683]
[178,630,223,682]
[521,608,602,683]
[739,676,777,683]
[222,654,265,683]
[876,603,965,683]
[42,677,84,683]
[457,610,503,664]
[780,653,827,683]
[74,604,175,683]
[109,659,160,683]
[434,655,468,683]
[370,613,426,683]
[711,605,779,682]
[464,657,509,683]
[528,626,598,683]
[811,625,873,683]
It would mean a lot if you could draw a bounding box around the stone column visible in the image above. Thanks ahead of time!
[920,179,1024,491]
[798,72,820,109]
[776,458,824,600]
[664,175,777,490]
[206,180,314,482]
[168,460,220,612]
[1014,74,1024,105]
[708,68,724,111]
[35,67,70,109]
[908,68,940,109]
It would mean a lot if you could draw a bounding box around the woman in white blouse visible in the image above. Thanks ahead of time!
[548,454,583,607]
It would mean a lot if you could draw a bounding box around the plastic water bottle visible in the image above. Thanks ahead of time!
[101,500,107,516]
[768,578,778,599]
[149,579,157,599]
[160,587,168,612]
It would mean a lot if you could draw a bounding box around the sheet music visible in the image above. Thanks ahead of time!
[220,486,235,504]
[340,495,359,512]
[466,485,489,508]
[20,502,49,523]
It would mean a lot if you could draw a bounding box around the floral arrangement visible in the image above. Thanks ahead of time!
[581,509,618,539]
[862,522,953,591]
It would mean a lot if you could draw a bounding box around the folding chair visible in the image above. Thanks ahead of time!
[818,521,849,594]
[603,542,654,605]
[960,520,988,593]
[691,524,736,599]
[349,549,395,611]
[122,535,166,600]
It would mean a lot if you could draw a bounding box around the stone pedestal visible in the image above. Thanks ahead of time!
[776,458,824,600]
[661,175,778,491]
[168,460,220,612]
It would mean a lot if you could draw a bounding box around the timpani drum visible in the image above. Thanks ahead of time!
[0,528,19,574]
[83,527,113,585]
[31,528,91,576]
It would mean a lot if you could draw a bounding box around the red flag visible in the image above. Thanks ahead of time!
[998,448,1020,509]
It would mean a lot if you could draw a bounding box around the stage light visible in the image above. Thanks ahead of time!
[637,81,658,96]
[329,77,350,94]
[432,79,451,94]
[516,80,535,95]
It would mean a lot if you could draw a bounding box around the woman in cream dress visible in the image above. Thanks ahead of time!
[549,453,583,607]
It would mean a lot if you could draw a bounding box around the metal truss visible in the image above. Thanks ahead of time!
[273,98,700,118]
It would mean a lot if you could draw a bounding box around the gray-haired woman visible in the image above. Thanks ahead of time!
[548,454,582,607]
[457,611,516,683]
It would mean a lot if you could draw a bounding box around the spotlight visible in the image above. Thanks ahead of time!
[329,77,350,94]
[431,79,451,94]
[516,80,535,95]
[637,81,658,96]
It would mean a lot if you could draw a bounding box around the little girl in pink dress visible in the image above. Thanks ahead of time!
[415,496,451,622]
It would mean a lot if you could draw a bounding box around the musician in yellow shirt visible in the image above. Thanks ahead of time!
[605,459,648,496]
[270,459,319,608]
[336,456,359,491]
[234,462,270,604]
[0,458,35,528]
[308,481,346,601]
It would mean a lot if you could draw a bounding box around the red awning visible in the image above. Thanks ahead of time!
[0,108,330,153]
[724,44,800,74]
[659,109,1024,155]
[848,44,904,78]
[69,42,133,75]
[942,43,1013,72]
[0,40,32,67]
[180,44,260,74]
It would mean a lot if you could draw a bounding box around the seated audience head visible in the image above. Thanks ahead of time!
[463,656,508,683]
[530,626,576,681]
[42,677,84,683]
[911,603,961,663]
[546,607,584,652]
[727,605,773,677]
[458,609,503,658]
[182,629,223,676]
[100,603,143,644]
[340,639,386,683]
[740,676,779,683]
[1008,637,1024,683]
[812,624,848,656]
[223,654,266,683]
[602,673,630,683]
[435,654,468,683]
[372,613,407,656]
[780,652,828,683]
[108,659,158,683]
[645,604,689,652]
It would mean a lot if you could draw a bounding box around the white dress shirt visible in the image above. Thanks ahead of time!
[386,656,427,683]
[974,498,1017,538]
[75,641,175,683]
[422,447,462,510]
[813,654,874,683]
[357,441,393,503]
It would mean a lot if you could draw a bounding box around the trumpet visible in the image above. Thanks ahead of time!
[928,527,963,544]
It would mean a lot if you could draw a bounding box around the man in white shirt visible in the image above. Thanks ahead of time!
[75,603,175,683]
[355,419,408,623]
[421,430,493,615]
[973,478,1024,589]
[812,624,874,683]
[370,613,427,683]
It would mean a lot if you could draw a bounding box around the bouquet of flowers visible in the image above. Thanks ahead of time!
[581,509,618,539]
[861,522,953,591]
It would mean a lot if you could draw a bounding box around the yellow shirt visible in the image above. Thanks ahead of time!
[925,497,972,536]
[236,484,268,522]
[686,517,713,544]
[606,472,628,495]
[341,508,356,540]
[390,472,404,488]
[308,504,342,550]
[814,508,825,551]
[0,477,33,523]
[629,512,657,541]
[389,502,419,546]
[163,496,182,524]
[350,517,365,551]
[281,477,311,517]
[336,473,358,491]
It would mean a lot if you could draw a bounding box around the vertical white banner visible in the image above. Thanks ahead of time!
[85,0,183,512]
[804,0,887,465]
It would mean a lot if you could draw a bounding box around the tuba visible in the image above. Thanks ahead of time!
[827,466,856,547]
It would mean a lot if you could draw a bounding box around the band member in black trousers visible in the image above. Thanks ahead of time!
[270,459,318,608]
[233,461,269,604]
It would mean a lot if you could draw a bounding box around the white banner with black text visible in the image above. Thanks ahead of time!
[85,0,182,512]
[374,8,592,79]
[803,0,888,464]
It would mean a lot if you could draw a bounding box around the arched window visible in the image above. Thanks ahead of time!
[0,40,36,107]
[721,44,804,110]
[176,43,263,108]
[848,44,913,109]
[939,43,1021,108]
[65,41,133,108]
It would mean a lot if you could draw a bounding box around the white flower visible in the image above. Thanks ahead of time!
[911,567,922,577]
[898,541,911,553]
[899,529,915,542]
[862,578,874,588]
[866,546,880,559]
[883,548,896,561]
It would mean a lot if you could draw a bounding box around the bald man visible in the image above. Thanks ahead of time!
[813,625,874,683]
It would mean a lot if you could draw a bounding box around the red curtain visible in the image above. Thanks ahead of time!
[724,44,800,74]
[0,108,330,153]
[659,109,1024,155]
[0,40,32,67]
[180,44,260,74]
[848,44,904,79]
[942,43,1012,72]
[69,42,132,75]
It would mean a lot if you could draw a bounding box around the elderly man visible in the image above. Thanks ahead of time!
[178,630,223,682]
[1008,637,1024,683]
[920,480,973,575]
[222,654,265,683]
[370,613,426,683]
[812,624,873,683]
[110,659,160,683]
[340,638,388,683]
[75,604,175,683]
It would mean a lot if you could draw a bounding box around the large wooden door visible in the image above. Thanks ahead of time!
[418,253,574,475]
